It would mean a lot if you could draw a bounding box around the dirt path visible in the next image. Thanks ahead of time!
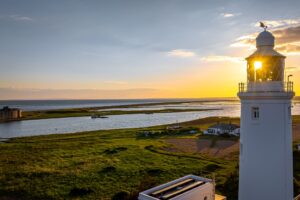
[164,124,300,158]
[164,138,239,158]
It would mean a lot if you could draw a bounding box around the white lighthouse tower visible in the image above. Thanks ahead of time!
[238,26,295,200]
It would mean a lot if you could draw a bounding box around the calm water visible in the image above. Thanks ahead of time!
[0,100,299,138]
[0,98,227,111]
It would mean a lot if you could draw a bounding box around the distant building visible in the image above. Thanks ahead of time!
[0,106,22,121]
[138,175,226,200]
[203,123,240,136]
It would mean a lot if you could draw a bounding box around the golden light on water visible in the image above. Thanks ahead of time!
[254,61,262,70]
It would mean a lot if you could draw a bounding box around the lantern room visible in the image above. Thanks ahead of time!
[246,30,285,83]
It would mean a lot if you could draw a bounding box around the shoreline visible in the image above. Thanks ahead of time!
[1,115,300,200]
[1,115,299,140]
[19,108,222,122]
[1,99,239,122]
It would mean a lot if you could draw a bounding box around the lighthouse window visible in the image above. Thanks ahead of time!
[252,107,260,119]
[248,57,283,82]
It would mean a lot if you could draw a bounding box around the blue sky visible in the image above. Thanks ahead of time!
[1,0,300,99]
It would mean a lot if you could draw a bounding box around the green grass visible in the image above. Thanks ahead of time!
[1,115,299,199]
[0,126,238,200]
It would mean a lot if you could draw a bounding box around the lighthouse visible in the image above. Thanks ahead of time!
[238,27,295,199]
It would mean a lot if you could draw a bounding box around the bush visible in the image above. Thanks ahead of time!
[69,187,93,197]
[104,147,127,154]
[146,168,164,176]
[204,163,222,172]
[112,191,130,200]
[218,165,239,200]
[100,166,116,173]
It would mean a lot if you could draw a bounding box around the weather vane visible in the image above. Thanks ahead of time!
[260,22,268,31]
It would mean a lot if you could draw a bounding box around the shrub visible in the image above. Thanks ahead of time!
[112,191,130,200]
[69,187,93,197]
[101,166,116,173]
[146,168,163,176]
[104,147,127,154]
[204,163,222,172]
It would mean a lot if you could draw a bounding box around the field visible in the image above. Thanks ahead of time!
[0,116,300,200]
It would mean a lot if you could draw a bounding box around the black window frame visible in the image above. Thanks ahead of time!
[252,107,260,120]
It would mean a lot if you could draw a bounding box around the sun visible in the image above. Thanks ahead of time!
[254,61,262,70]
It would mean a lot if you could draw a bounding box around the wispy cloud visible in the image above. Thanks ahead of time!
[10,15,33,21]
[230,34,256,49]
[274,26,300,45]
[231,19,300,55]
[167,49,196,58]
[200,55,244,63]
[276,42,300,55]
[254,19,300,29]
[221,13,239,18]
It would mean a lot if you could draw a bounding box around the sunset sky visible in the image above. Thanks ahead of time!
[1,0,300,99]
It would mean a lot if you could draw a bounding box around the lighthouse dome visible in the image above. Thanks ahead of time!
[256,30,275,48]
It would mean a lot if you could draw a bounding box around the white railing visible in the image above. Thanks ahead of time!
[238,81,294,93]
[285,81,294,92]
[238,82,246,93]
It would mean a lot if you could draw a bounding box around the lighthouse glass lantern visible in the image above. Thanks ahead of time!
[238,27,295,200]
[245,30,287,91]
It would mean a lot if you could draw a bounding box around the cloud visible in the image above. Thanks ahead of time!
[273,26,300,44]
[200,55,244,63]
[10,15,33,21]
[230,34,256,49]
[254,19,300,29]
[231,19,300,55]
[276,42,300,55]
[222,13,234,18]
[221,13,239,18]
[167,49,196,58]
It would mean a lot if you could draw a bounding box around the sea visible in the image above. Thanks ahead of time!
[0,98,299,138]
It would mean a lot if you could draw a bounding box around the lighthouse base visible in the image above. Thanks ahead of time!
[238,95,293,200]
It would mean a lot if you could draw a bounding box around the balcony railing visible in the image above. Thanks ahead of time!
[238,82,246,93]
[238,81,294,93]
[286,81,294,92]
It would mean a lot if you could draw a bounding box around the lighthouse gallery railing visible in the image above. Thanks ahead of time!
[238,81,294,93]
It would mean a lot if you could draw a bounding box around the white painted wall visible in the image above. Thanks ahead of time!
[238,96,293,200]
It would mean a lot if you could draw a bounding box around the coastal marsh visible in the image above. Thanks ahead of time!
[1,116,300,200]
[0,117,239,200]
